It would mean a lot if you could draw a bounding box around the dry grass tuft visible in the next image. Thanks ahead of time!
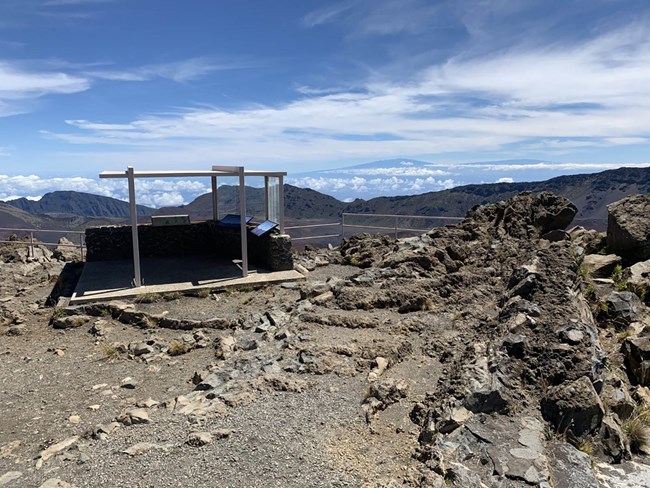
[622,405,650,454]
[168,339,190,356]
[134,293,160,304]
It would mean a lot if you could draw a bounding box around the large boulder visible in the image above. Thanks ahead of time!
[622,334,650,386]
[603,291,645,328]
[627,259,650,299]
[541,376,605,437]
[466,191,577,239]
[607,194,650,264]
[582,254,621,278]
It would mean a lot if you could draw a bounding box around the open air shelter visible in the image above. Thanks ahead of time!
[97,164,286,287]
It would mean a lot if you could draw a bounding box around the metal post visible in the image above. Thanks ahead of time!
[279,175,285,234]
[211,176,218,221]
[29,232,34,258]
[395,216,398,239]
[341,214,345,239]
[264,176,269,220]
[238,167,248,278]
[127,166,142,287]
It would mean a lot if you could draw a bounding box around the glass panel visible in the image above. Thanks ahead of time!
[267,176,280,223]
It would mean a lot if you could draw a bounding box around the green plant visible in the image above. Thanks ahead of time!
[134,293,161,304]
[577,439,595,456]
[611,265,627,292]
[168,339,190,356]
[584,283,597,301]
[622,405,650,453]
[616,327,634,341]
[52,307,67,319]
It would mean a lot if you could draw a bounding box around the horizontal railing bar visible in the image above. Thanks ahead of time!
[0,240,85,249]
[291,234,342,241]
[285,222,340,230]
[0,227,85,235]
[342,224,434,233]
[342,213,463,221]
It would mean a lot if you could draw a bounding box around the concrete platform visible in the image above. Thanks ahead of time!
[70,256,304,304]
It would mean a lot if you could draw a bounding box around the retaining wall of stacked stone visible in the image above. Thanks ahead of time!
[85,221,293,271]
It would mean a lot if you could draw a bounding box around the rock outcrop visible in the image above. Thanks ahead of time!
[607,194,650,264]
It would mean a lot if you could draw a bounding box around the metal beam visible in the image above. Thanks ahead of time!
[238,167,248,277]
[211,176,218,221]
[127,166,142,287]
[279,175,285,234]
[264,176,269,220]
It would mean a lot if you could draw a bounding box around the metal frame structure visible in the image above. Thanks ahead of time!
[99,165,286,287]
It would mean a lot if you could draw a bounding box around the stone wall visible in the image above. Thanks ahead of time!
[85,222,294,271]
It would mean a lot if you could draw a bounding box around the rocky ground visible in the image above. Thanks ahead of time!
[1,193,650,487]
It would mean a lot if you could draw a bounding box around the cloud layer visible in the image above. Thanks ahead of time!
[35,15,650,169]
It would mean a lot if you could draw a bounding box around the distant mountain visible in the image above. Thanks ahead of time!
[3,167,649,235]
[167,166,650,228]
[0,202,127,243]
[157,184,343,221]
[6,191,156,219]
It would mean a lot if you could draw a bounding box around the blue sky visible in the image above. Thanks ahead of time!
[1,0,650,205]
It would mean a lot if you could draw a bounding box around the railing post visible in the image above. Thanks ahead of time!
[29,232,34,258]
[127,166,142,287]
[394,216,398,239]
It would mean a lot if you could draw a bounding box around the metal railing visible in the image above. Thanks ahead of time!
[0,227,86,260]
[286,213,464,242]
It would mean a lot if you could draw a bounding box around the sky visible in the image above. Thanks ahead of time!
[1,0,650,206]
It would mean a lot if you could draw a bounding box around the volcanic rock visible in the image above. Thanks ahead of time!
[607,194,650,264]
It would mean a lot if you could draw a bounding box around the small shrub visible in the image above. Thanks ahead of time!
[584,283,597,301]
[168,339,190,356]
[611,265,627,292]
[52,307,67,319]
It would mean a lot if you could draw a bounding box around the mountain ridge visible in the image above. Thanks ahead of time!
[1,166,649,233]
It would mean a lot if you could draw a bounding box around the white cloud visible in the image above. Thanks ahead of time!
[289,174,458,195]
[0,62,89,99]
[324,166,449,176]
[302,1,355,28]
[86,57,238,83]
[0,61,89,116]
[496,177,514,183]
[39,19,650,167]
[43,0,114,5]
